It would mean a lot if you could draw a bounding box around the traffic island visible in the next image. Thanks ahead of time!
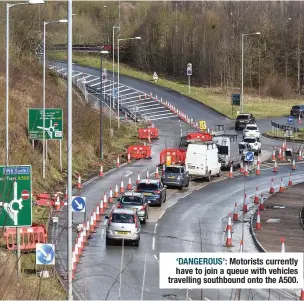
[250,183,304,252]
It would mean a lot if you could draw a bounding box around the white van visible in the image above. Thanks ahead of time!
[185,142,221,181]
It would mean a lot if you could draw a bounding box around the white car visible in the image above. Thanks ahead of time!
[243,124,260,139]
[242,137,262,155]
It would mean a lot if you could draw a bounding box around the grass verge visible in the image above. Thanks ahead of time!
[49,51,303,119]
[265,130,304,141]
[0,56,141,299]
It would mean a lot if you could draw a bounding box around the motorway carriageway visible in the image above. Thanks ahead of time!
[50,63,303,300]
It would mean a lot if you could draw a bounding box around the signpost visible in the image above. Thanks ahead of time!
[153,72,158,82]
[288,116,294,124]
[231,94,240,116]
[102,68,107,81]
[0,165,32,227]
[199,120,207,131]
[28,108,63,140]
[187,63,192,93]
[36,243,55,265]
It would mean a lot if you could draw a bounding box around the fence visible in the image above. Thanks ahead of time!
[270,121,300,138]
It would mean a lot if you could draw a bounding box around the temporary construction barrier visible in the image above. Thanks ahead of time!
[159,148,187,166]
[34,193,54,207]
[127,145,152,160]
[186,132,213,143]
[138,128,159,139]
[3,224,47,251]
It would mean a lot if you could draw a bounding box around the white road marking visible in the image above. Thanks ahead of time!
[138,106,168,113]
[145,111,176,118]
[158,211,165,220]
[152,237,155,250]
[149,115,178,121]
[125,171,133,178]
[154,223,158,234]
[154,254,158,261]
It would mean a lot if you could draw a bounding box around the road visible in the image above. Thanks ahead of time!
[50,63,302,300]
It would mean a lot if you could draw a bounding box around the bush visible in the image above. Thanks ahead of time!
[261,74,294,99]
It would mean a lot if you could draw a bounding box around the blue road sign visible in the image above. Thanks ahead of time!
[245,151,254,162]
[288,116,294,124]
[36,243,55,265]
[72,196,86,213]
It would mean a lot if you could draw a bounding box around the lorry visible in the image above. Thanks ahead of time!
[185,142,222,181]
[212,134,242,170]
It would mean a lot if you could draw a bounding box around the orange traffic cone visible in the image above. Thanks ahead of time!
[120,178,125,193]
[281,237,285,253]
[239,240,244,253]
[127,177,132,190]
[146,168,149,179]
[228,165,233,178]
[279,177,284,192]
[225,228,232,247]
[243,164,249,176]
[256,209,262,230]
[99,199,105,215]
[114,184,119,197]
[127,153,131,163]
[254,186,259,204]
[256,162,261,175]
[103,192,108,209]
[282,149,286,161]
[55,195,61,211]
[271,149,276,161]
[298,150,303,161]
[77,173,82,189]
[292,158,296,170]
[239,161,244,174]
[299,289,304,300]
[226,212,232,232]
[259,194,265,210]
[90,215,96,233]
[288,173,293,187]
[243,194,248,213]
[155,166,159,179]
[116,156,120,168]
[273,161,278,172]
[108,187,113,203]
[233,203,239,221]
[96,205,101,222]
[99,163,104,177]
[269,178,275,194]
[136,172,140,184]
[85,220,90,238]
[278,148,282,160]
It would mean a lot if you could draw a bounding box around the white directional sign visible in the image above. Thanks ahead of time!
[153,72,158,82]
[187,63,192,76]
[71,196,86,213]
[36,243,55,265]
[245,152,254,162]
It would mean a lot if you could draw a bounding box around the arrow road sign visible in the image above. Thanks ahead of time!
[21,190,30,200]
[36,243,55,265]
[288,116,294,124]
[245,151,254,162]
[72,196,86,213]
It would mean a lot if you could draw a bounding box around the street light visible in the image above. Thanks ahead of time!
[100,49,109,161]
[42,19,67,179]
[5,0,45,167]
[117,37,141,129]
[240,32,261,113]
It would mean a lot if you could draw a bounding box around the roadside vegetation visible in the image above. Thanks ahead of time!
[49,51,301,119]
[0,56,140,299]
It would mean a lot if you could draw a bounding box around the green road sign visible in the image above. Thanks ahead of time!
[28,108,63,140]
[231,94,240,106]
[0,165,32,227]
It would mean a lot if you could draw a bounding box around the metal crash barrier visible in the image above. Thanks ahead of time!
[3,224,47,251]
[127,145,152,159]
[138,128,159,139]
[159,148,187,166]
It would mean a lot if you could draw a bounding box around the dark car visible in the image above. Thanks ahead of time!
[290,105,304,117]
[161,165,190,190]
[135,179,166,207]
[235,113,256,130]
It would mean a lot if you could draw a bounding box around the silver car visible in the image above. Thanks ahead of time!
[117,192,149,224]
[105,208,141,247]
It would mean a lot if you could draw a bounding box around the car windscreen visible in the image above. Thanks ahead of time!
[246,126,258,130]
[292,106,301,110]
[120,196,143,205]
[237,115,249,120]
[111,213,134,223]
[218,145,228,155]
[137,183,159,190]
[165,167,181,173]
[244,138,256,143]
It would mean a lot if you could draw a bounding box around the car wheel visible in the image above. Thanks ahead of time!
[186,180,189,187]
[259,149,262,154]
[207,173,211,182]
[216,169,221,177]
[134,239,140,247]
[106,237,111,246]
[179,185,183,190]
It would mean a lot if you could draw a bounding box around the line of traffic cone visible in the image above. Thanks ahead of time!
[120,178,125,193]
[127,177,132,190]
[226,212,232,232]
[282,149,286,161]
[225,228,232,247]
[228,165,233,178]
[273,161,278,172]
[116,156,120,168]
[136,172,141,184]
[254,186,259,204]
[256,209,262,230]
[298,150,302,161]
[288,173,293,187]
[257,155,260,165]
[233,203,239,221]
[278,148,282,160]
[127,153,131,163]
[103,192,108,209]
[279,177,284,192]
[77,173,82,189]
[85,220,90,238]
[292,158,297,170]
[269,178,275,194]
[243,194,248,213]
[239,161,244,174]
[259,194,265,210]
[256,162,261,175]
[99,199,105,215]
[99,163,104,177]
[114,184,119,197]
[271,149,276,161]
[108,187,113,203]
[243,164,249,176]
[96,205,101,222]
[155,166,159,178]
[54,194,61,211]
[90,215,96,233]
[281,237,285,253]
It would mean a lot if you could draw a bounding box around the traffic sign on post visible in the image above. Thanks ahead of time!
[71,196,86,213]
[199,120,207,131]
[288,116,294,124]
[187,63,192,76]
[231,94,240,106]
[36,243,55,265]
[28,108,63,140]
[0,165,32,227]
[102,69,107,81]
[153,72,158,82]
[245,152,254,162]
